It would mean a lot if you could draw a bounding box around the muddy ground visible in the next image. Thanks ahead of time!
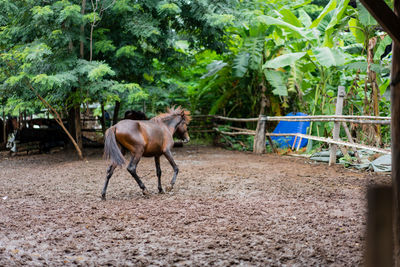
[0,145,391,266]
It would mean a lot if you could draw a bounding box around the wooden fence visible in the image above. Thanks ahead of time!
[189,86,391,165]
[189,114,390,164]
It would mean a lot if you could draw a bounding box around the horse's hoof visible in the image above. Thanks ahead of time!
[166,186,173,192]
[158,189,165,194]
[142,189,150,196]
[101,195,106,201]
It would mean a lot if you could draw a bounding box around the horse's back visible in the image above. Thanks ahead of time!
[114,120,147,145]
[114,120,169,156]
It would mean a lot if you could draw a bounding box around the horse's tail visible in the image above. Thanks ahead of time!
[103,126,125,166]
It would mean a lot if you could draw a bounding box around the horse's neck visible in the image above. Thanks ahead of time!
[163,116,180,134]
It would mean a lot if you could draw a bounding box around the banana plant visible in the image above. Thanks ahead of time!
[262,0,351,137]
[344,1,392,145]
[197,17,281,117]
[197,1,313,117]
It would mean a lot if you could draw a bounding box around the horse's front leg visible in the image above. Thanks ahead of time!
[163,150,179,192]
[154,156,164,194]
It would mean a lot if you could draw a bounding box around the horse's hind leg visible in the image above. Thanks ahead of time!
[101,163,117,200]
[127,155,149,196]
[155,156,164,194]
[164,150,179,192]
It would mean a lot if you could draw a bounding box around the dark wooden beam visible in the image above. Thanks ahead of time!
[361,0,400,263]
[360,0,400,45]
[366,186,393,267]
[391,0,400,264]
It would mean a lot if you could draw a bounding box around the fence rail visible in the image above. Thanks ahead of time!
[213,128,390,155]
[190,113,391,157]
[210,115,391,124]
[195,86,390,162]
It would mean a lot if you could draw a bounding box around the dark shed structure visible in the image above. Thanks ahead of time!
[360,0,400,265]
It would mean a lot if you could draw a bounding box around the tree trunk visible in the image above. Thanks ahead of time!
[100,102,106,134]
[68,104,83,150]
[26,82,83,160]
[66,0,85,152]
[80,0,86,58]
[112,101,120,125]
[367,37,382,146]
[90,22,95,62]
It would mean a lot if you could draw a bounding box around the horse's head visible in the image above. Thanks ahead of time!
[175,120,190,143]
[174,109,191,143]
[151,106,191,143]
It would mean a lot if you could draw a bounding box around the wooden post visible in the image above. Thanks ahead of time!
[292,136,298,150]
[366,186,393,267]
[267,135,277,153]
[296,137,303,151]
[342,122,361,162]
[392,1,400,262]
[253,116,266,154]
[329,86,345,165]
[1,108,5,146]
[253,80,268,154]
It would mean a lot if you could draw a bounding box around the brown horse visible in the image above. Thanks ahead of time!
[102,106,191,200]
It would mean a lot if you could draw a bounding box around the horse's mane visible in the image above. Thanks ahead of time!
[151,106,191,123]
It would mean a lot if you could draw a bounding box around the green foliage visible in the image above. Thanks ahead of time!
[115,45,137,58]
[311,47,346,67]
[157,2,181,16]
[264,70,288,96]
[94,40,116,55]
[374,35,392,61]
[357,0,376,26]
[348,18,365,43]
[233,52,249,78]
[0,0,393,151]
[1,0,234,119]
[264,52,307,68]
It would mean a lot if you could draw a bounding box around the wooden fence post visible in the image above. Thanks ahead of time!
[342,122,362,162]
[253,116,266,154]
[2,107,5,146]
[329,86,345,165]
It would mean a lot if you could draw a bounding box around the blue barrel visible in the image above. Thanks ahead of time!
[270,112,309,149]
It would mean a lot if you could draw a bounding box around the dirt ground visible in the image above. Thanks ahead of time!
[0,145,391,266]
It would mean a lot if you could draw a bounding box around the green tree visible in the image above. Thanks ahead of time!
[0,0,235,157]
